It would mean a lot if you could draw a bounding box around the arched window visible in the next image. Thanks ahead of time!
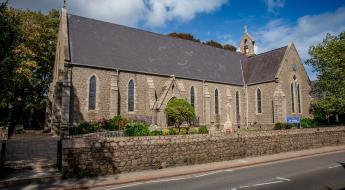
[88,76,96,110]
[291,83,295,112]
[257,89,262,113]
[190,86,195,108]
[128,79,134,112]
[215,89,219,114]
[236,91,240,117]
[297,84,301,113]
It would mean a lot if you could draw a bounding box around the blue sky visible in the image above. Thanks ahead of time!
[6,0,345,80]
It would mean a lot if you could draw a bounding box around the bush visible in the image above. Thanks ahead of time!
[189,127,199,134]
[150,130,163,136]
[198,126,208,134]
[124,122,150,136]
[164,98,196,132]
[109,115,128,131]
[71,122,99,135]
[168,127,179,135]
[274,122,286,130]
[301,118,316,128]
[162,128,169,136]
[180,128,188,135]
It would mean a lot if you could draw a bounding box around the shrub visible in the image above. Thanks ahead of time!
[150,130,163,136]
[164,98,196,134]
[162,128,170,136]
[124,122,150,136]
[301,118,316,128]
[189,127,199,134]
[109,115,128,131]
[198,126,208,134]
[168,127,179,135]
[71,122,99,135]
[180,128,188,135]
[274,122,286,130]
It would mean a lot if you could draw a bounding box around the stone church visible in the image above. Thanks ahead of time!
[46,7,313,132]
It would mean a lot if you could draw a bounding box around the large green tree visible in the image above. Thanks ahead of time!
[0,2,59,130]
[306,31,345,119]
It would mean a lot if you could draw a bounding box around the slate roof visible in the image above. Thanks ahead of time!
[242,46,287,85]
[67,14,288,86]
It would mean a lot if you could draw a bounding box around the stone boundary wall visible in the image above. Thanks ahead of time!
[62,127,345,177]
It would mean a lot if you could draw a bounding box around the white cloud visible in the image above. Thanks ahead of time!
[67,0,228,28]
[255,6,345,79]
[265,0,285,13]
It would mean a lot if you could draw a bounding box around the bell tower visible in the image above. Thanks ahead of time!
[240,25,255,56]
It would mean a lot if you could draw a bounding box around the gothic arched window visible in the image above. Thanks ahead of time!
[128,79,135,112]
[190,86,195,108]
[236,91,240,117]
[257,89,262,113]
[215,89,219,114]
[297,84,301,113]
[291,83,295,112]
[88,76,96,110]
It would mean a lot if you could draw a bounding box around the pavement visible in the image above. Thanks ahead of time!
[2,145,345,190]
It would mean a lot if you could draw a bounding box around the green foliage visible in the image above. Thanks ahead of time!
[150,130,163,136]
[108,115,127,131]
[274,122,286,130]
[306,31,345,120]
[167,32,237,52]
[168,32,200,42]
[204,40,223,49]
[164,98,196,133]
[198,126,208,134]
[124,122,150,136]
[168,127,179,135]
[70,122,99,135]
[188,127,199,134]
[223,44,237,51]
[0,4,59,129]
[300,118,316,128]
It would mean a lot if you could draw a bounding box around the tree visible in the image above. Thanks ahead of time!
[164,98,196,134]
[0,3,59,131]
[306,31,345,121]
[204,40,223,49]
[168,32,200,42]
[223,44,237,52]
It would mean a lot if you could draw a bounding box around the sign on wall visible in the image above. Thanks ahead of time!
[286,115,301,128]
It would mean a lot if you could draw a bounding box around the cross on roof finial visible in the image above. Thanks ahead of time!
[244,25,248,33]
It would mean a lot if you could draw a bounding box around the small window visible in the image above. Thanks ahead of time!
[257,89,262,113]
[128,79,134,112]
[297,84,301,113]
[236,91,240,117]
[88,76,96,110]
[215,89,219,114]
[291,83,295,112]
[190,86,195,108]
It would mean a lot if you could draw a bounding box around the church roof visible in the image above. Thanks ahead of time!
[242,46,288,85]
[67,14,287,86]
[68,14,247,85]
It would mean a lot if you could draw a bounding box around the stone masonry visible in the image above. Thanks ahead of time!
[62,127,345,177]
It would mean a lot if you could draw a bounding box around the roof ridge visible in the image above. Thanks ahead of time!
[248,45,287,58]
[67,13,245,57]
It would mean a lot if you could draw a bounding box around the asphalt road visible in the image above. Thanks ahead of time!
[98,151,345,190]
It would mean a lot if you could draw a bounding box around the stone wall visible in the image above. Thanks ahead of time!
[62,127,345,177]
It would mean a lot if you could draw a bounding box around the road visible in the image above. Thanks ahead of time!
[97,151,345,190]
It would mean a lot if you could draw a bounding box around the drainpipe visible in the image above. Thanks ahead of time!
[245,84,249,128]
[202,80,205,125]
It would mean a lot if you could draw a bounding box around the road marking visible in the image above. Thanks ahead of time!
[104,183,143,190]
[151,177,188,183]
[328,165,342,169]
[194,171,222,178]
[276,177,291,181]
[251,180,284,187]
[224,169,234,172]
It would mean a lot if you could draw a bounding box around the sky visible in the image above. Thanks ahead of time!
[5,0,345,80]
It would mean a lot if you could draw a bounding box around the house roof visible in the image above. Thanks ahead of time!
[67,14,288,86]
[242,46,287,85]
[68,14,247,85]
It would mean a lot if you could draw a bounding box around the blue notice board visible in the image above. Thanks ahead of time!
[286,115,301,128]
